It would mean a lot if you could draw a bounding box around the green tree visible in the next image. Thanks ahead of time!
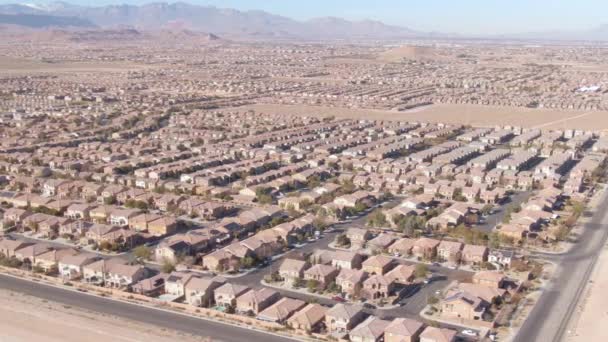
[489,232,501,249]
[367,209,387,227]
[133,245,152,260]
[161,259,176,273]
[415,264,429,278]
[307,279,319,292]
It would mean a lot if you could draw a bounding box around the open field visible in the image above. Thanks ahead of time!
[568,242,608,342]
[244,103,608,131]
[0,56,152,75]
[0,288,209,342]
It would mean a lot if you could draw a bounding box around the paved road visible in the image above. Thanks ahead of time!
[515,188,608,342]
[476,190,532,232]
[0,274,295,342]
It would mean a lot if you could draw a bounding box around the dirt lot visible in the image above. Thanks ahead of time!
[568,243,608,342]
[0,288,209,342]
[243,103,608,131]
[0,56,152,75]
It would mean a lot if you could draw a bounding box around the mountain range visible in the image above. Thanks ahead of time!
[0,1,607,42]
[0,1,422,40]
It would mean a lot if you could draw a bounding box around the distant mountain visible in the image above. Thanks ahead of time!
[0,2,424,40]
[0,13,94,28]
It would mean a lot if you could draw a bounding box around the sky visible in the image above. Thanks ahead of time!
[3,0,607,35]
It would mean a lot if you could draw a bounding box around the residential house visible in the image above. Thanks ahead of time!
[58,253,100,280]
[461,245,489,265]
[419,327,457,342]
[235,288,281,315]
[349,316,390,342]
[437,241,463,263]
[279,258,308,286]
[257,297,306,323]
[412,238,441,260]
[362,274,395,300]
[214,283,250,310]
[385,265,416,285]
[287,303,328,332]
[304,264,339,288]
[387,238,416,257]
[184,276,226,307]
[361,255,394,275]
[384,318,425,342]
[325,304,366,333]
[336,268,368,298]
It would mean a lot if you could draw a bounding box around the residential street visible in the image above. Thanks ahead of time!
[0,273,296,342]
[515,188,608,342]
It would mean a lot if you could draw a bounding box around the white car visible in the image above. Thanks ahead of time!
[461,329,477,337]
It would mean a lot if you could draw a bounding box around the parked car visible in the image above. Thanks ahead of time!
[332,295,346,303]
[462,329,477,337]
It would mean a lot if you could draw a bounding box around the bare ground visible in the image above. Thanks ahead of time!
[567,242,608,342]
[243,103,608,131]
[0,288,211,342]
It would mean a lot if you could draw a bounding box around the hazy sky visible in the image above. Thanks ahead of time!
[4,0,607,34]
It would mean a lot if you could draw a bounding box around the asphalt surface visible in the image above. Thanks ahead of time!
[0,273,296,342]
[515,187,608,342]
[476,190,532,232]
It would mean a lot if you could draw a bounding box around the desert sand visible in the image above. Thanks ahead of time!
[0,289,209,342]
[245,103,608,131]
[568,243,608,342]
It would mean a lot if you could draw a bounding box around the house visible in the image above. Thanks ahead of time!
[384,318,425,342]
[34,248,80,273]
[0,239,32,258]
[331,251,364,270]
[155,240,193,263]
[362,274,395,300]
[488,250,514,268]
[387,238,416,257]
[235,287,281,315]
[14,243,53,264]
[336,268,368,297]
[419,326,457,342]
[104,263,146,288]
[129,213,162,232]
[165,271,199,297]
[441,292,490,321]
[82,258,145,288]
[361,255,394,275]
[65,203,94,220]
[461,245,489,265]
[325,304,367,333]
[148,216,178,236]
[385,264,416,285]
[349,316,391,342]
[184,276,226,307]
[279,258,308,286]
[2,208,31,227]
[90,205,114,223]
[287,303,328,332]
[109,208,142,226]
[437,240,463,263]
[131,273,168,297]
[346,228,372,248]
[257,297,306,323]
[367,234,397,252]
[202,249,240,272]
[304,264,339,288]
[412,238,441,260]
[473,271,506,288]
[214,283,250,309]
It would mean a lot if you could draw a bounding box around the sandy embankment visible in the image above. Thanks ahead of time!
[0,289,209,342]
[569,243,608,342]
